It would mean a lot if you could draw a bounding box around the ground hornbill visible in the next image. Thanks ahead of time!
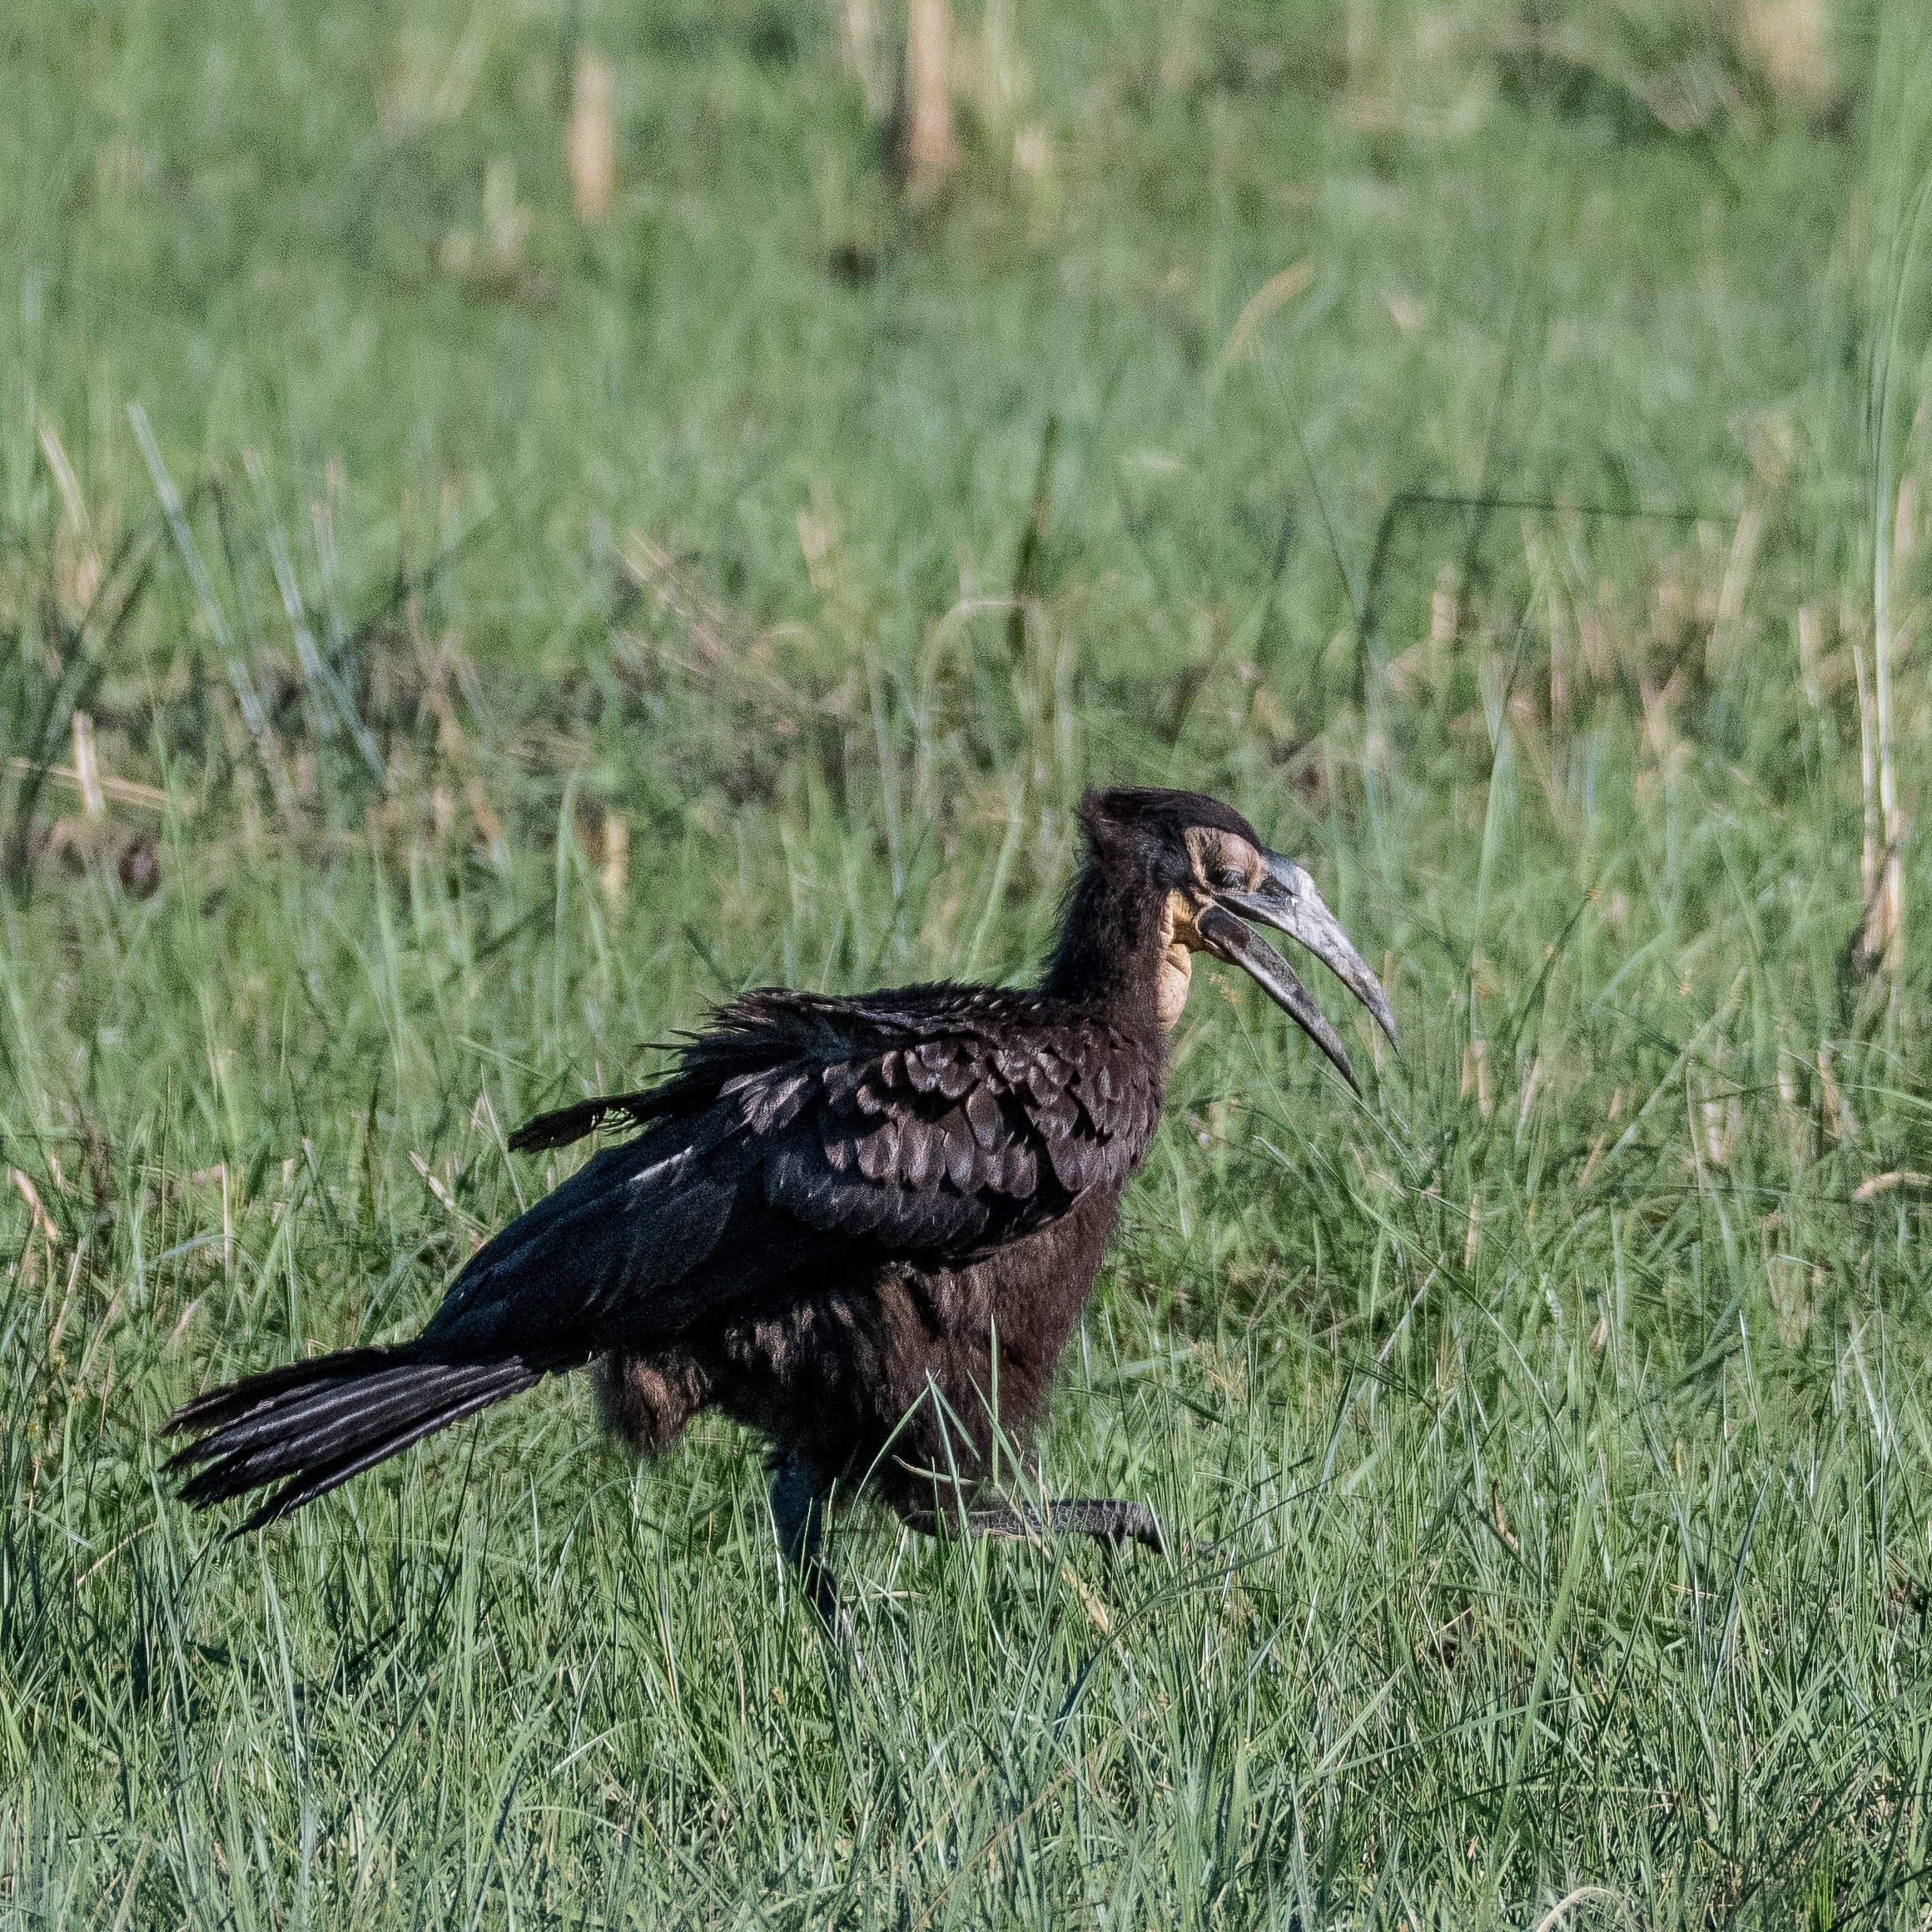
[167,787,1395,1612]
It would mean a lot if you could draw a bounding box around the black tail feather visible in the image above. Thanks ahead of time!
[171,1358,504,1480]
[165,1348,562,1532]
[164,1348,400,1437]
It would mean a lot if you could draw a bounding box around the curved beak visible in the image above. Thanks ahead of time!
[1196,853,1397,1091]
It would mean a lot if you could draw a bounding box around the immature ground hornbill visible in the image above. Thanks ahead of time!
[167,787,1395,1611]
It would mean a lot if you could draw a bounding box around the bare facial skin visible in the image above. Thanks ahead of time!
[1183,824,1270,896]
[1156,827,1269,1031]
[1155,895,1194,1030]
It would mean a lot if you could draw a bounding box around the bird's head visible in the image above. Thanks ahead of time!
[1078,787,1398,1089]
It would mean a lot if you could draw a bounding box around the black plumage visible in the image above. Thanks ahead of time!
[166,787,1395,1608]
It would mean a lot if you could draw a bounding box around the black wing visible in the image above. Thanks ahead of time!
[425,988,1160,1358]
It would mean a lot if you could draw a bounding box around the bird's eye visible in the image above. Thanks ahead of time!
[1214,865,1245,891]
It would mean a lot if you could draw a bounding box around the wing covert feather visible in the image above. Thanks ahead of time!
[480,986,1163,1347]
[742,996,1160,1257]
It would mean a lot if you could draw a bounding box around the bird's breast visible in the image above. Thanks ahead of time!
[908,1182,1125,1344]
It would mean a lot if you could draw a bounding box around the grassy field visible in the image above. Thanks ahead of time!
[8,0,1932,1922]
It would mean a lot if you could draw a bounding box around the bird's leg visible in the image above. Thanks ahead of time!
[963,1497,1178,1556]
[767,1449,841,1621]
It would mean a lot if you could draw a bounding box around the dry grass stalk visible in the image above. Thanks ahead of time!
[1508,689,1568,829]
[568,52,615,226]
[1850,606,1900,974]
[465,777,508,869]
[1344,0,1373,90]
[1637,669,1685,780]
[1461,1040,1492,1119]
[976,0,1024,132]
[37,416,102,613]
[1776,1044,1808,1171]
[1491,1491,1517,1553]
[1060,1561,1111,1635]
[1547,577,1570,738]
[7,759,174,816]
[903,0,960,191]
[11,1169,62,1246]
[1874,476,1913,974]
[70,713,105,821]
[1516,1055,1543,1140]
[1012,124,1052,196]
[410,1150,458,1216]
[1853,1170,1932,1203]
[602,811,628,906]
[182,1163,233,1272]
[1852,632,1878,921]
[1431,566,1459,648]
[1705,506,1761,680]
[1796,603,1824,707]
[1578,1131,1607,1190]
[1816,1044,1851,1141]
[1727,0,1833,109]
[1214,263,1313,381]
[620,533,732,667]
[834,0,894,120]
[440,159,534,291]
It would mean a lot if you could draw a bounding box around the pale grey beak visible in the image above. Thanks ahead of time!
[1199,853,1397,1090]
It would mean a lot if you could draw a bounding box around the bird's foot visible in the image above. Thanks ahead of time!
[966,1497,1189,1557]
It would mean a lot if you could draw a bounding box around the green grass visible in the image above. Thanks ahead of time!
[7,0,1932,1922]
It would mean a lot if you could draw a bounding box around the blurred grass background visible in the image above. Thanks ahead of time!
[8,0,1932,1922]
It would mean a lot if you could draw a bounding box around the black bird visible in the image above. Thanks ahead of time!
[166,788,1394,1607]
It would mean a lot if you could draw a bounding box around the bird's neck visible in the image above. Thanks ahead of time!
[1037,863,1170,1038]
